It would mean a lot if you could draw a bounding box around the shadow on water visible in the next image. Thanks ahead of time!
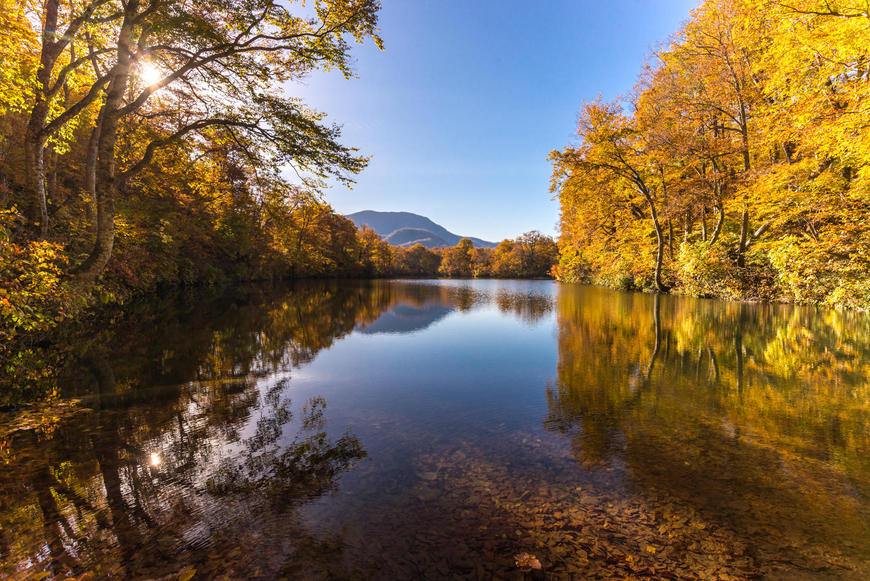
[2,280,870,579]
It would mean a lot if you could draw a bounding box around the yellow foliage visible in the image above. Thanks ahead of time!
[553,0,870,308]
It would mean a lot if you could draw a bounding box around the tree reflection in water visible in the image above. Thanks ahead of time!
[1,279,552,579]
[546,285,870,575]
[0,282,381,580]
[5,280,869,578]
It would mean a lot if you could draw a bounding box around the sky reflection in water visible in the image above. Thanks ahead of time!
[1,279,869,579]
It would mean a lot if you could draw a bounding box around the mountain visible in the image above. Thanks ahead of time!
[346,210,496,248]
[383,228,450,248]
[357,304,453,335]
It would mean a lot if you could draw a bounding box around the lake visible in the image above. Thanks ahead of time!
[2,279,870,579]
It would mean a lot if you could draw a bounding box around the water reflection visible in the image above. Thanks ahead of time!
[2,280,870,579]
[547,285,870,576]
[0,282,381,579]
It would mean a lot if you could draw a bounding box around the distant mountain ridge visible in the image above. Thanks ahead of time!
[346,211,496,249]
[383,227,450,248]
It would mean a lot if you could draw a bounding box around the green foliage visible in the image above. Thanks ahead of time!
[551,246,590,284]
[767,235,870,309]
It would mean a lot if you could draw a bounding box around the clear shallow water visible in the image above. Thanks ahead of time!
[2,279,870,579]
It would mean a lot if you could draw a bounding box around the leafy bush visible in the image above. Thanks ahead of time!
[768,236,870,310]
[676,242,744,300]
[0,209,75,340]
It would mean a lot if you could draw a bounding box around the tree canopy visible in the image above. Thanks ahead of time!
[0,0,389,335]
[551,0,870,308]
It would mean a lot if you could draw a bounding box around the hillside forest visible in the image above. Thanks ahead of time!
[551,0,870,309]
[0,0,556,342]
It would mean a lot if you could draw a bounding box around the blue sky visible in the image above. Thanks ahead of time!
[292,0,698,242]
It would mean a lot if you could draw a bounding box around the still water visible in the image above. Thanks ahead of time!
[2,280,870,579]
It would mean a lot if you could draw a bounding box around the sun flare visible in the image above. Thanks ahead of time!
[140,63,161,87]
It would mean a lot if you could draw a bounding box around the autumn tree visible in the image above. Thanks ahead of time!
[0,0,393,338]
[439,238,474,278]
[490,232,558,278]
[355,225,393,275]
[471,246,493,277]
[394,244,441,276]
[553,0,870,307]
[20,0,119,239]
[490,239,518,277]
[551,101,669,292]
[75,0,382,281]
[4,0,381,281]
[747,0,870,303]
[515,231,559,277]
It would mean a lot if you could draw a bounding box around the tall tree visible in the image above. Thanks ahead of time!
[552,101,669,292]
[664,0,767,265]
[440,238,474,277]
[552,0,870,307]
[75,0,383,281]
[21,0,118,237]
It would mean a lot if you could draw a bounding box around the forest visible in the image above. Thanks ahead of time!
[551,0,870,309]
[0,0,557,343]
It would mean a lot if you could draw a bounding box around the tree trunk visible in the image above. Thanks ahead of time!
[76,2,137,282]
[23,0,61,238]
[0,173,7,209]
[709,202,724,246]
[737,209,749,267]
[645,193,667,293]
[739,100,751,172]
[48,148,58,200]
[736,97,751,267]
[700,207,708,242]
[85,107,105,230]
[76,176,117,281]
[683,211,691,244]
[23,130,48,237]
[668,219,675,260]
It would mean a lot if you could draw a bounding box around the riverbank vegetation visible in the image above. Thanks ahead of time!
[0,0,385,339]
[0,0,557,344]
[551,0,870,309]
